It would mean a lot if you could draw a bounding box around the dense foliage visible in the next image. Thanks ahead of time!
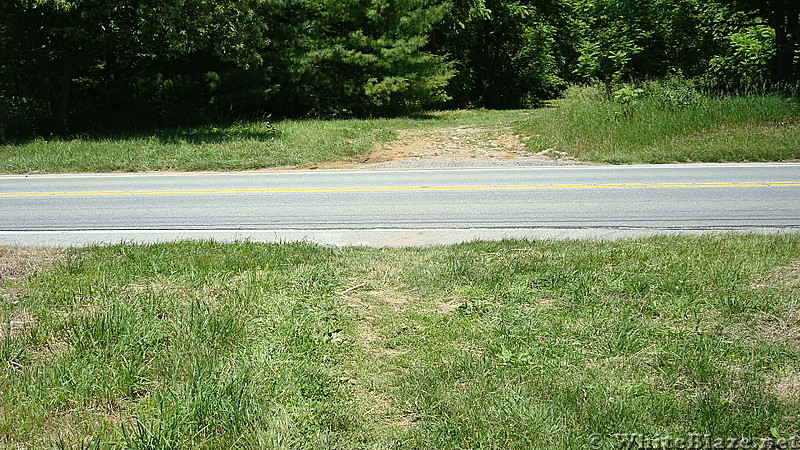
[0,0,797,135]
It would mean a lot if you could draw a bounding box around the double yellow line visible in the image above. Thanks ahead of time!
[1,181,798,198]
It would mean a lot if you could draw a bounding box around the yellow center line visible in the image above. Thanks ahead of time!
[1,181,799,198]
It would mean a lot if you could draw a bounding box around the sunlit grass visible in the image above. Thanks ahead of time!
[2,235,799,447]
[0,120,393,173]
[0,110,528,173]
[519,85,800,163]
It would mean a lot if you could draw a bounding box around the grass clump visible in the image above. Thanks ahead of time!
[2,235,800,447]
[519,81,800,163]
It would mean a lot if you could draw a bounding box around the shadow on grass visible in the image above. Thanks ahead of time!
[1,111,449,146]
[149,128,278,145]
[1,124,280,146]
[380,111,444,121]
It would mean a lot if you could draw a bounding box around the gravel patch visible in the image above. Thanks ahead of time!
[359,154,591,170]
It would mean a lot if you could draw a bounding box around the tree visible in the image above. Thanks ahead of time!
[431,0,568,108]
[0,0,271,129]
[572,0,797,85]
[284,0,453,116]
[574,0,683,82]
[717,0,799,82]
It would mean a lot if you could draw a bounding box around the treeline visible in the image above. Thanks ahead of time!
[0,0,798,135]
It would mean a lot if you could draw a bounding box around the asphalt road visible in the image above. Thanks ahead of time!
[1,163,798,246]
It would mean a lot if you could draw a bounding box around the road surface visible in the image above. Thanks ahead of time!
[1,163,798,246]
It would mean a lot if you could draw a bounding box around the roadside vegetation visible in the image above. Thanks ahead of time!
[0,110,528,173]
[520,82,800,164]
[1,82,798,173]
[5,0,796,135]
[2,235,799,447]
[0,120,396,173]
[2,1,799,171]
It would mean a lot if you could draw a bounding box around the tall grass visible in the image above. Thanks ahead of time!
[519,81,800,163]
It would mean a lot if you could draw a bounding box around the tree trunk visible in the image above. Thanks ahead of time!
[787,7,799,82]
[56,57,74,130]
[771,7,799,83]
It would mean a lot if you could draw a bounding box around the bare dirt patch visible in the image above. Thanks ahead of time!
[1,247,61,343]
[348,319,418,430]
[379,347,409,357]
[355,322,382,346]
[393,411,420,430]
[367,289,417,311]
[347,290,415,356]
[0,247,61,284]
[353,382,419,431]
[751,312,800,351]
[747,261,800,350]
[368,126,531,162]
[437,299,462,313]
[310,125,586,169]
[29,408,127,449]
[1,247,62,303]
[773,260,800,288]
[751,259,800,290]
[771,372,800,405]
[353,317,410,357]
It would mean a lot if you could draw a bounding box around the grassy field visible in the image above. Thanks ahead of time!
[0,119,395,173]
[520,84,800,164]
[0,110,534,173]
[2,235,799,447]
[1,85,798,173]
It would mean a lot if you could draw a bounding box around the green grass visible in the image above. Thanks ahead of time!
[0,120,394,173]
[2,84,798,173]
[519,85,800,163]
[2,235,799,447]
[0,111,524,174]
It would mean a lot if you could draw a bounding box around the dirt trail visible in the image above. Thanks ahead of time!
[310,125,587,170]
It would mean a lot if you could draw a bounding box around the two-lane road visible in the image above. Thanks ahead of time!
[1,163,798,246]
